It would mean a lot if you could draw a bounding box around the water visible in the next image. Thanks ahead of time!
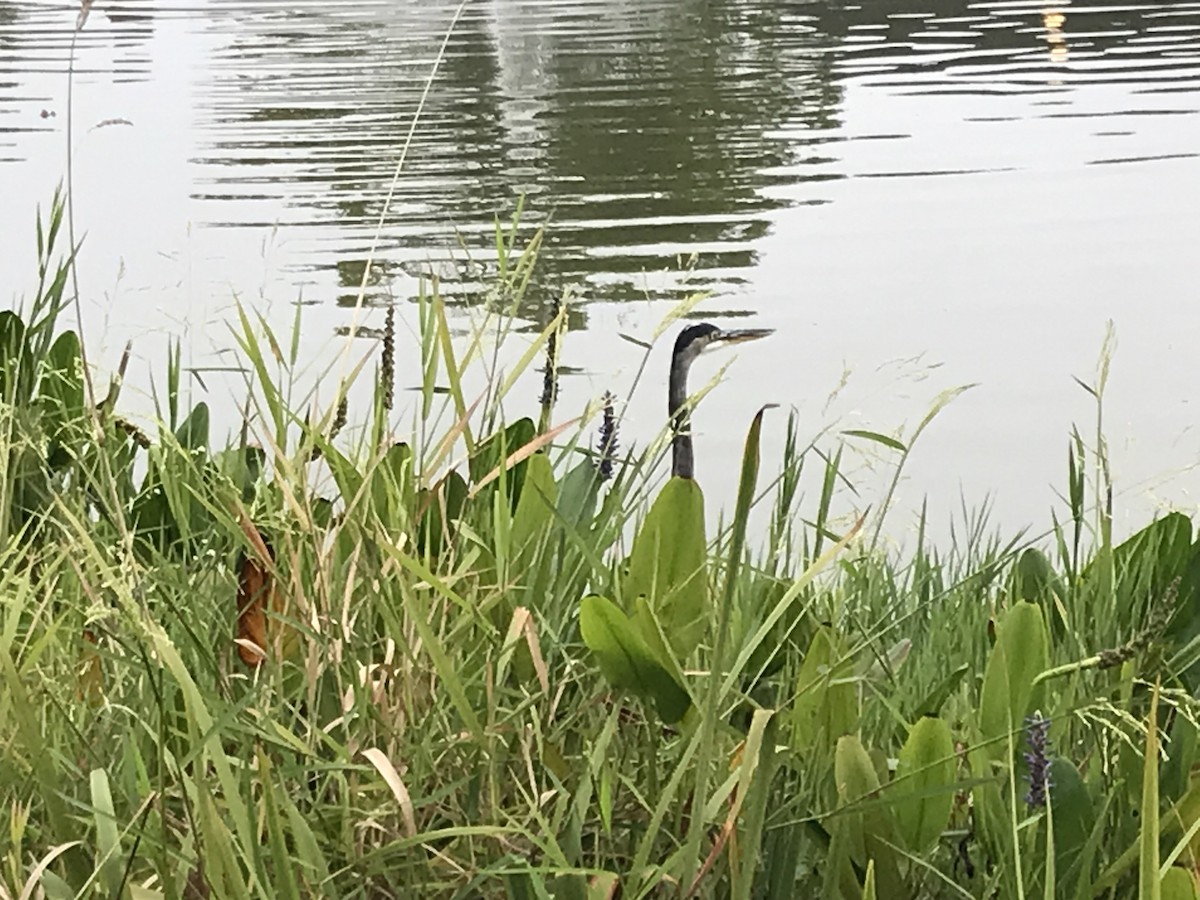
[2,0,1199,540]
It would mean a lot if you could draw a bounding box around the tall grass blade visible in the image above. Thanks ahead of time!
[1141,681,1162,900]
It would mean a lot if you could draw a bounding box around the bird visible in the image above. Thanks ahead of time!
[577,323,773,724]
[668,323,774,480]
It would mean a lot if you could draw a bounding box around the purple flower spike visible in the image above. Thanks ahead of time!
[1023,712,1052,808]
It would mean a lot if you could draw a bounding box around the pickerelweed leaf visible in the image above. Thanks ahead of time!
[580,594,690,723]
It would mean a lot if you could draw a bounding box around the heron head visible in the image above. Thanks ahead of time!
[672,323,774,368]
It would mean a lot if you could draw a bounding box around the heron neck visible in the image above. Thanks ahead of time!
[669,362,694,480]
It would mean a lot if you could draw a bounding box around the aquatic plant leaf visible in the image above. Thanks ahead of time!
[791,625,858,754]
[511,452,557,562]
[556,458,600,531]
[831,735,903,899]
[0,309,34,403]
[586,872,620,900]
[89,768,122,897]
[1087,512,1194,637]
[371,442,415,529]
[822,811,864,900]
[1008,547,1067,638]
[1161,868,1199,900]
[469,417,535,509]
[1165,779,1200,884]
[1164,542,1200,691]
[416,470,468,557]
[131,459,180,553]
[215,445,263,504]
[175,401,210,451]
[580,594,689,723]
[39,330,85,466]
[320,441,365,507]
[894,714,956,854]
[979,601,1049,760]
[623,476,707,662]
[1049,757,1096,892]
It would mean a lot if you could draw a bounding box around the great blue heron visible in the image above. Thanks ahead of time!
[668,323,774,480]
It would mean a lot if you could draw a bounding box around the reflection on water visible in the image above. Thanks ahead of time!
[3,3,1196,294]
[1,0,1199,532]
[2,0,1197,306]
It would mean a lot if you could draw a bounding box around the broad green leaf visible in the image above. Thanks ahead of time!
[511,452,558,562]
[586,873,620,900]
[966,741,1007,853]
[175,401,210,451]
[894,715,956,854]
[580,594,690,723]
[372,442,415,527]
[979,601,1049,760]
[39,330,85,465]
[831,735,903,899]
[1050,757,1096,893]
[1008,547,1066,638]
[416,470,468,557]
[1165,539,1200,692]
[1086,512,1194,638]
[1161,868,1199,900]
[791,626,858,754]
[470,417,536,509]
[822,812,862,900]
[1163,714,1199,802]
[321,442,365,509]
[556,458,600,531]
[0,309,33,403]
[623,476,707,662]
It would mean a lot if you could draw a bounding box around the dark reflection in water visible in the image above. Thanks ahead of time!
[180,0,852,314]
[1,0,1198,316]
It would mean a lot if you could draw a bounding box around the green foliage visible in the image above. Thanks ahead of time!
[979,601,1050,761]
[828,735,903,899]
[893,714,956,855]
[1049,756,1097,894]
[1142,685,1162,900]
[579,594,690,723]
[790,625,858,754]
[622,475,708,664]
[9,194,1200,900]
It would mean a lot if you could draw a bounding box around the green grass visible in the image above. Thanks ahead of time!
[4,193,1200,900]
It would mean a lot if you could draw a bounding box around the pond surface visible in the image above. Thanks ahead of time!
[2,0,1199,539]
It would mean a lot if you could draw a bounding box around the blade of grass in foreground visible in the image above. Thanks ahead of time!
[682,404,773,894]
[1141,681,1161,900]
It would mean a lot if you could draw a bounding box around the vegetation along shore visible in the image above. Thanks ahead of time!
[4,194,1200,899]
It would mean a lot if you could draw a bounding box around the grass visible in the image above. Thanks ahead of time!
[5,7,1200,894]
[4,187,1200,900]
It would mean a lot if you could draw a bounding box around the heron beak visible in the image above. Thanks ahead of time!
[713,327,774,346]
